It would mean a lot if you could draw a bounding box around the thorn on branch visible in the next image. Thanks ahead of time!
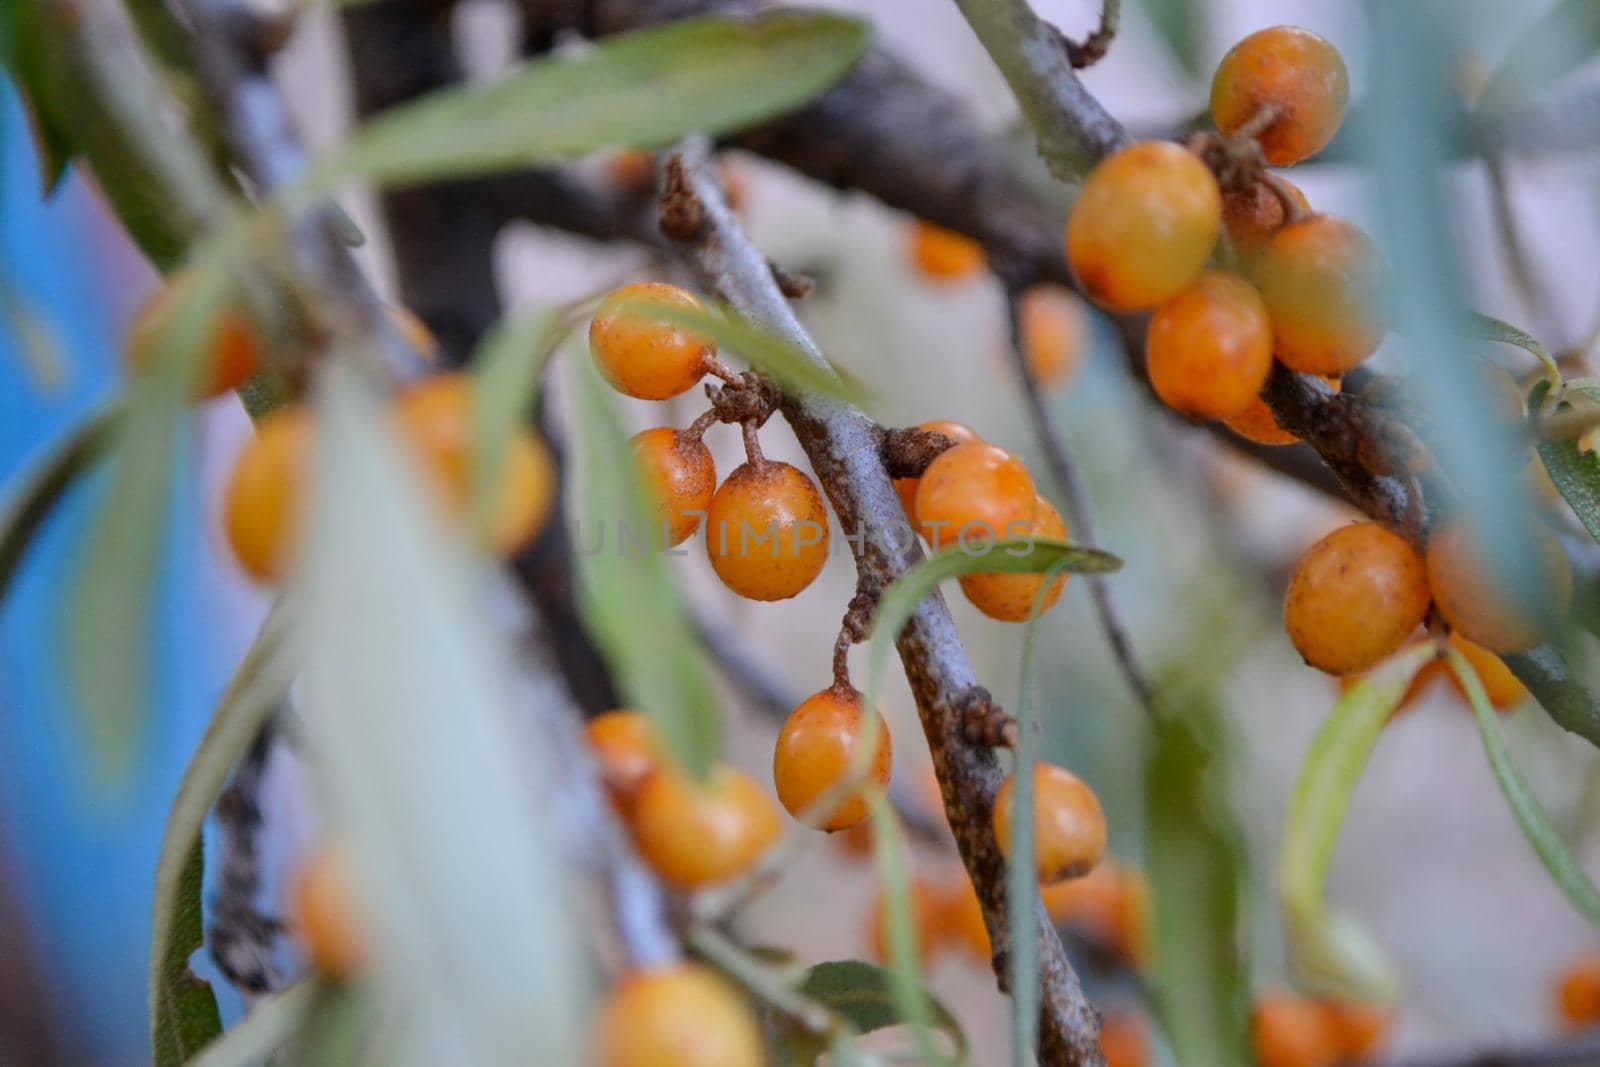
[958,686,1019,749]
[769,260,814,299]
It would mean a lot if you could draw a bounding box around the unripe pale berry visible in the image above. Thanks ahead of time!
[290,844,367,979]
[915,442,1037,551]
[223,405,311,583]
[585,709,659,810]
[125,271,261,400]
[908,220,986,280]
[1211,26,1350,166]
[960,495,1070,621]
[1254,216,1385,375]
[705,459,830,601]
[591,963,762,1067]
[1284,522,1431,675]
[1146,271,1274,419]
[992,763,1106,885]
[1067,141,1221,312]
[1426,520,1572,654]
[631,427,715,547]
[894,419,982,520]
[772,686,891,831]
[630,764,780,888]
[589,282,715,400]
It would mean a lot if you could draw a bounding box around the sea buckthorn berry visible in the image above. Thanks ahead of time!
[705,460,830,601]
[604,149,657,193]
[1099,1012,1151,1067]
[394,373,556,557]
[1320,999,1391,1060]
[915,442,1037,551]
[1556,953,1600,1028]
[1211,27,1350,166]
[1223,376,1338,446]
[585,710,659,810]
[1252,991,1341,1067]
[591,963,762,1067]
[1444,631,1528,710]
[773,686,891,831]
[1426,520,1572,654]
[1146,271,1274,419]
[909,220,985,280]
[125,271,261,400]
[630,764,780,888]
[1222,176,1310,256]
[894,420,982,520]
[1254,216,1386,375]
[1019,284,1086,388]
[290,844,367,979]
[631,427,715,547]
[589,283,715,400]
[1042,863,1149,965]
[868,877,941,965]
[993,763,1106,885]
[939,877,991,963]
[1284,522,1431,675]
[1067,141,1221,312]
[224,406,311,583]
[960,495,1070,622]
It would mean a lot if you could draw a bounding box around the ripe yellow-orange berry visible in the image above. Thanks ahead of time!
[630,764,780,888]
[1223,375,1338,446]
[772,686,891,831]
[908,220,985,280]
[1067,141,1221,312]
[915,442,1037,551]
[1254,216,1385,376]
[1444,631,1527,710]
[585,710,659,810]
[125,271,262,400]
[1019,284,1086,388]
[894,420,982,520]
[290,844,367,979]
[1222,176,1310,256]
[591,963,762,1067]
[604,149,657,193]
[1556,953,1600,1028]
[1426,520,1571,654]
[589,283,715,400]
[1320,999,1391,1060]
[1099,1012,1151,1067]
[960,495,1070,621]
[1284,522,1431,675]
[1211,27,1350,166]
[394,372,556,557]
[868,877,941,965]
[1147,271,1274,419]
[631,427,716,547]
[1252,991,1341,1067]
[705,459,831,601]
[223,406,311,583]
[993,763,1106,885]
[1042,863,1149,966]
[938,876,991,963]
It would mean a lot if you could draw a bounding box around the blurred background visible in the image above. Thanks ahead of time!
[3,0,1599,1063]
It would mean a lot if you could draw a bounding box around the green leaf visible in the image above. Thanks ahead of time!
[150,601,296,1067]
[1462,309,1561,384]
[1279,643,1434,1002]
[799,958,968,1057]
[1449,644,1600,930]
[1506,643,1600,750]
[0,1,76,191]
[1477,1,1600,119]
[1142,0,1205,79]
[0,268,67,390]
[570,356,723,776]
[186,979,319,1067]
[1537,435,1600,544]
[302,12,869,193]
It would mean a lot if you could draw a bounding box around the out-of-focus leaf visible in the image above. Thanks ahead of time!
[150,602,295,1067]
[1145,704,1250,1067]
[291,982,370,1067]
[798,959,968,1057]
[1477,1,1600,119]
[0,270,67,390]
[1279,644,1433,1002]
[1,2,75,191]
[1463,309,1560,383]
[1538,436,1600,543]
[297,359,587,1067]
[186,979,318,1067]
[1506,643,1600,749]
[1142,0,1205,79]
[303,13,869,192]
[1450,645,1600,929]
[570,357,723,776]
[124,0,193,77]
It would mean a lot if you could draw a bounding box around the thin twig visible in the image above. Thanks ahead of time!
[1059,0,1119,69]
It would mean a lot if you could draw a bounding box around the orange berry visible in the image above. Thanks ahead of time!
[1099,1011,1151,1067]
[1254,216,1386,375]
[1211,27,1350,166]
[630,765,780,888]
[1111,867,1152,968]
[125,271,261,399]
[868,877,941,965]
[1019,284,1086,388]
[772,686,891,832]
[585,710,659,810]
[938,876,991,963]
[223,406,311,583]
[704,459,831,601]
[1556,953,1600,1028]
[1444,631,1528,710]
[290,844,367,979]
[894,420,983,520]
[1223,375,1338,446]
[589,282,715,400]
[960,495,1070,621]
[1042,863,1121,929]
[993,763,1106,885]
[1252,991,1341,1067]
[631,427,716,547]
[909,220,985,280]
[1284,522,1431,675]
[1222,175,1310,256]
[394,372,556,557]
[1147,271,1274,419]
[914,442,1037,551]
[1426,520,1571,654]
[1067,141,1221,312]
[604,149,657,194]
[591,963,762,1067]
[1320,999,1391,1060]
[833,819,876,858]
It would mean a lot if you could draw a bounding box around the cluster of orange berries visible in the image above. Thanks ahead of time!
[1252,990,1391,1067]
[1068,27,1378,450]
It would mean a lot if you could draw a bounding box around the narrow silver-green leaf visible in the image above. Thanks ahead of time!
[1449,645,1600,929]
[303,13,869,192]
[1477,1,1600,120]
[186,979,319,1067]
[1537,436,1600,544]
[798,959,968,1056]
[866,793,952,1066]
[1462,309,1560,383]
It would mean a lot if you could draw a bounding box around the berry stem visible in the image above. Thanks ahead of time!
[740,419,765,466]
[1235,102,1282,142]
[683,924,837,1039]
[704,353,740,384]
[1261,171,1310,225]
[831,624,854,692]
[682,408,720,444]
